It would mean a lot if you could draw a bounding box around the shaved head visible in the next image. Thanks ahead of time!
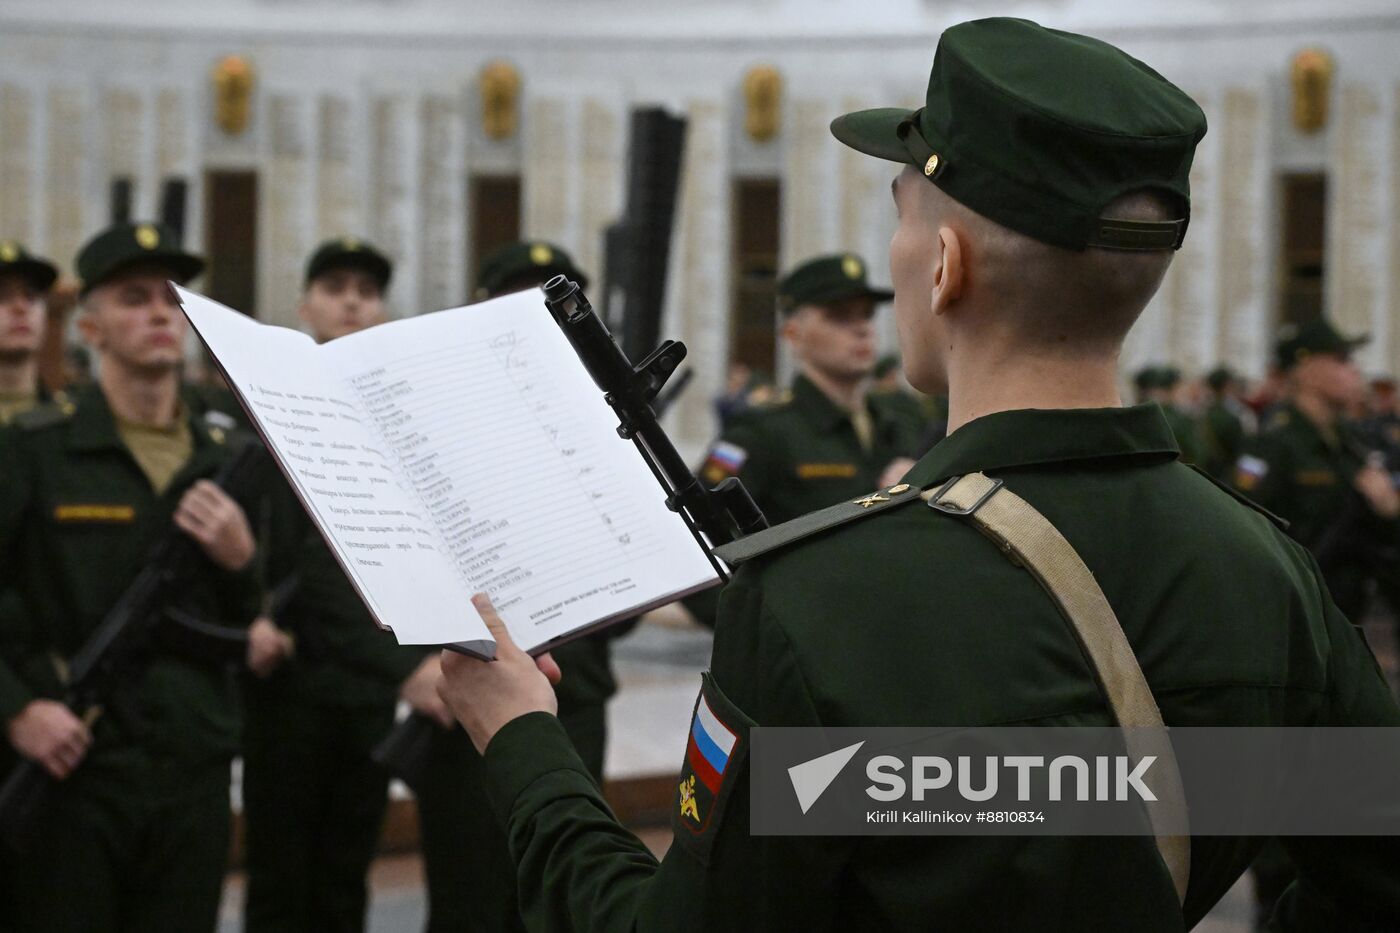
[888,167,1178,393]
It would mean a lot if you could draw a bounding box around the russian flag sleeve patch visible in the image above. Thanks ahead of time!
[673,672,755,864]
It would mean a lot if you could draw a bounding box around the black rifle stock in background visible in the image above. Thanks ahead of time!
[603,107,687,365]
[0,441,269,848]
[372,275,767,789]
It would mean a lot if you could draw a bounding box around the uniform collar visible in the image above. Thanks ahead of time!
[1279,401,1339,451]
[905,404,1180,487]
[66,382,223,453]
[791,373,894,432]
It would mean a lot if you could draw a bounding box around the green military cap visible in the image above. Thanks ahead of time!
[76,222,204,295]
[476,241,589,299]
[777,254,893,314]
[304,236,393,291]
[830,18,1207,252]
[1206,365,1235,392]
[1134,365,1181,391]
[1275,317,1368,371]
[0,241,58,292]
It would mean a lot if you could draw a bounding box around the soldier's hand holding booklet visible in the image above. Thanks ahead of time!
[176,285,720,658]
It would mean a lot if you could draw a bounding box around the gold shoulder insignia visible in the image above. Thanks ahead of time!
[715,482,921,566]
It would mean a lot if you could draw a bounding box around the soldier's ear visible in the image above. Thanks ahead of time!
[931,226,964,317]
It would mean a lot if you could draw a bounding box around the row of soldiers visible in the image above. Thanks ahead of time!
[3,17,1399,932]
[2,234,1397,933]
[0,226,612,932]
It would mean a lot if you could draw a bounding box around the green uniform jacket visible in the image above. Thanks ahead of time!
[479,405,1400,932]
[0,384,260,765]
[701,374,924,526]
[1201,399,1246,481]
[1234,403,1400,620]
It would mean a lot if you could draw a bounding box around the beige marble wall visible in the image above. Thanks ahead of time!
[577,96,623,287]
[418,93,465,311]
[523,95,573,247]
[0,85,34,245]
[1216,87,1270,375]
[369,94,413,313]
[664,99,730,459]
[1390,82,1400,370]
[262,93,310,326]
[1330,82,1386,362]
[316,95,359,243]
[45,87,86,275]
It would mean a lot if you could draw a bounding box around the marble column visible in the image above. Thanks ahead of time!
[1215,86,1271,376]
[261,93,312,327]
[370,93,417,315]
[577,96,623,287]
[418,93,465,311]
[316,95,359,241]
[523,94,575,247]
[780,97,840,269]
[1330,81,1387,369]
[45,87,87,273]
[664,98,730,459]
[0,85,34,245]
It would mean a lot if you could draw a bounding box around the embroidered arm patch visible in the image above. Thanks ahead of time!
[673,671,755,864]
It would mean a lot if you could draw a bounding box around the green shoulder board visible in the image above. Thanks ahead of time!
[715,481,923,565]
[12,400,73,431]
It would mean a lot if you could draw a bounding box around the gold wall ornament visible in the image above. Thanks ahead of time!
[1290,48,1333,134]
[479,61,521,141]
[212,55,255,136]
[743,65,782,143]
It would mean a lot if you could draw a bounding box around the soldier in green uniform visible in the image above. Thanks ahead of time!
[240,237,446,933]
[1134,364,1206,465]
[0,221,279,932]
[1201,365,1249,481]
[435,18,1400,932]
[1232,318,1399,621]
[699,254,922,526]
[0,241,60,423]
[414,240,619,933]
[1229,318,1397,929]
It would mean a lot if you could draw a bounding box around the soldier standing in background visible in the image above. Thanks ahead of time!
[240,237,448,933]
[413,240,620,933]
[0,242,61,423]
[1233,318,1400,622]
[0,222,275,932]
[1201,365,1250,482]
[1134,364,1205,465]
[698,254,922,526]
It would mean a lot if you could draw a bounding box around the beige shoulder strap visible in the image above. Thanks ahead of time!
[925,472,1191,905]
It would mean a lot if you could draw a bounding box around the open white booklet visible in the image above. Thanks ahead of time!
[176,285,721,658]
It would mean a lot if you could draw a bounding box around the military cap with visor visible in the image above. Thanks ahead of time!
[0,241,58,293]
[76,222,204,295]
[1275,317,1368,371]
[304,236,393,291]
[1134,365,1182,392]
[476,241,589,299]
[830,17,1208,252]
[777,253,894,315]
